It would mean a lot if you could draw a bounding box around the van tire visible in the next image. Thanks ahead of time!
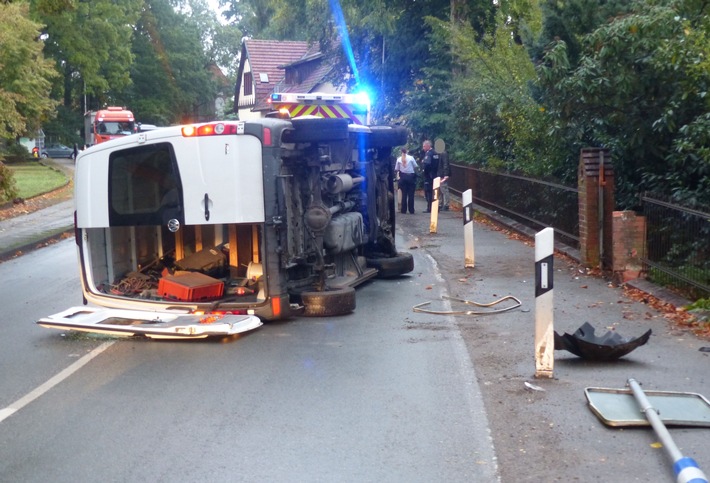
[367,126,408,148]
[282,118,350,143]
[366,252,414,278]
[301,287,356,317]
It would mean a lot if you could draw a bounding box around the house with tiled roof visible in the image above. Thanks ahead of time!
[234,39,339,120]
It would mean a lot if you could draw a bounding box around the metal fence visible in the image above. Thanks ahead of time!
[641,193,710,299]
[447,165,710,300]
[449,164,580,248]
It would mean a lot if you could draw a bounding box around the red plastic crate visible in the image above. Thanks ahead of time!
[158,272,224,301]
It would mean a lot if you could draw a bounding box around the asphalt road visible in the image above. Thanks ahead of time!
[1,191,709,482]
[0,237,498,482]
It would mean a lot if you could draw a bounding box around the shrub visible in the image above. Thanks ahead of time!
[0,160,19,202]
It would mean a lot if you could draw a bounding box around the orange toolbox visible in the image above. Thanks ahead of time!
[158,272,224,301]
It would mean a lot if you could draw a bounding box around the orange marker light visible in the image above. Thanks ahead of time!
[271,296,281,318]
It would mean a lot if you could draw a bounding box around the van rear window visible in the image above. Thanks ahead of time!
[108,143,183,226]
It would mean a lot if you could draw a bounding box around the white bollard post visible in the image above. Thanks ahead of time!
[463,189,475,268]
[430,177,440,234]
[534,227,555,378]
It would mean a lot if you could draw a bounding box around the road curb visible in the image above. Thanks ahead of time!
[0,225,74,262]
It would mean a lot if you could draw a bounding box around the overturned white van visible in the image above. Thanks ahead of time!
[38,118,412,338]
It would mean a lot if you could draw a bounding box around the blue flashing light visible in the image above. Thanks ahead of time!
[353,89,373,107]
[329,0,360,85]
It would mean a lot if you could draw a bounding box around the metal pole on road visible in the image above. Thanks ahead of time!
[534,227,555,378]
[627,379,708,483]
[463,189,475,268]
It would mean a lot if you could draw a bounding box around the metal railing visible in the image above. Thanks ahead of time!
[641,193,710,299]
[449,164,580,248]
[447,165,710,301]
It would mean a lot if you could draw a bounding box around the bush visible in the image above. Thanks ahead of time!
[0,160,19,202]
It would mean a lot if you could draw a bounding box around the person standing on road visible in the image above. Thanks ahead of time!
[72,143,79,161]
[421,140,439,213]
[395,147,418,214]
[436,140,451,211]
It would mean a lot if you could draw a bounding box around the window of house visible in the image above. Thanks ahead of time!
[244,72,253,96]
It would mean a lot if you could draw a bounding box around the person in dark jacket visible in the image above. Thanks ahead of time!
[421,140,439,213]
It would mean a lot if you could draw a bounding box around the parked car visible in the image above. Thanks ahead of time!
[41,143,75,159]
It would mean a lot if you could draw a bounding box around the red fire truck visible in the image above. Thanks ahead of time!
[84,106,136,146]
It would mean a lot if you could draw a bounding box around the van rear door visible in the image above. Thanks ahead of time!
[180,133,265,225]
[38,307,262,339]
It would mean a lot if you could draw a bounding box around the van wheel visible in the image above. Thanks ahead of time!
[366,252,414,278]
[301,287,356,317]
[367,126,408,148]
[282,118,350,143]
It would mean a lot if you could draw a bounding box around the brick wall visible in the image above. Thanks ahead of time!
[611,210,646,282]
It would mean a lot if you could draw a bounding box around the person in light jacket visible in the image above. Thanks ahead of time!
[395,147,418,214]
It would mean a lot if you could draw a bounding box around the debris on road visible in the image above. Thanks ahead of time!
[413,294,521,316]
[524,382,546,392]
[554,321,651,360]
[586,380,709,482]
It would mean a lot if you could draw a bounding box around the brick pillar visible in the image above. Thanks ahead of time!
[611,210,646,282]
[578,148,614,269]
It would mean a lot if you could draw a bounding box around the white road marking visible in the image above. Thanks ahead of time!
[0,341,114,424]
[424,253,501,481]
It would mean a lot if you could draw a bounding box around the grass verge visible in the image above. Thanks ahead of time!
[3,161,68,201]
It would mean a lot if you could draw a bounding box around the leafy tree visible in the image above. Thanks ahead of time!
[531,0,633,65]
[33,0,143,108]
[539,0,710,207]
[187,0,243,80]
[402,0,563,174]
[0,1,58,141]
[121,0,219,124]
[318,0,454,134]
[220,0,306,39]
